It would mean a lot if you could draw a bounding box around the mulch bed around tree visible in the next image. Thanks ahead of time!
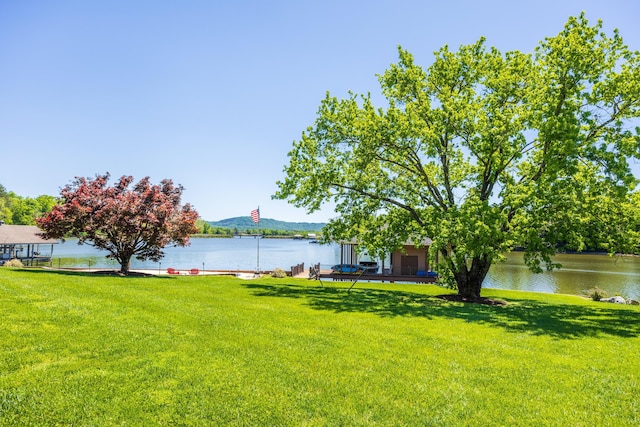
[437,294,508,306]
[91,270,155,277]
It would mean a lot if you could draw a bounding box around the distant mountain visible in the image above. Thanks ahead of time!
[207,217,326,232]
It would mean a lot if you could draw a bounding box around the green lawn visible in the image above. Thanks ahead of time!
[1,268,638,426]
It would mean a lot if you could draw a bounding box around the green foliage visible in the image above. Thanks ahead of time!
[0,184,56,225]
[270,267,287,278]
[275,14,640,298]
[0,269,639,425]
[194,217,325,238]
[195,218,213,234]
[587,287,608,301]
[208,216,326,232]
[2,259,24,268]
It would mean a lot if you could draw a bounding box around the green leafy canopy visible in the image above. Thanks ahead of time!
[275,14,640,298]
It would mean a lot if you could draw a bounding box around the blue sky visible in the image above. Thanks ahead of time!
[1,1,639,222]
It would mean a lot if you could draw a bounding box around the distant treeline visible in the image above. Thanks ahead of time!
[0,184,56,225]
[195,219,322,238]
[196,216,326,237]
[207,216,326,232]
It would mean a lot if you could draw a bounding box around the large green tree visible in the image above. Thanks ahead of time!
[275,14,640,300]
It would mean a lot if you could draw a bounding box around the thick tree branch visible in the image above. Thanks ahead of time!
[330,182,425,227]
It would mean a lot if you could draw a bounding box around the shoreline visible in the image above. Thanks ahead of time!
[41,266,312,279]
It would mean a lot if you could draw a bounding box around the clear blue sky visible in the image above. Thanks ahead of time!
[1,1,638,222]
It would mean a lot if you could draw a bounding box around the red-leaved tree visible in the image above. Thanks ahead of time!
[37,173,199,274]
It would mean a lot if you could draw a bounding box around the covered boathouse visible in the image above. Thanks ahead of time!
[0,223,58,266]
[323,237,439,283]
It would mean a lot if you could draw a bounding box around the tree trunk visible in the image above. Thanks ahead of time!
[454,255,492,300]
[119,254,132,275]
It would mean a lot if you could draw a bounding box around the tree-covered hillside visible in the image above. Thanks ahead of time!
[0,184,56,225]
[208,217,325,232]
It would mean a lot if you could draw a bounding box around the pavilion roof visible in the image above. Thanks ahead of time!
[0,225,58,245]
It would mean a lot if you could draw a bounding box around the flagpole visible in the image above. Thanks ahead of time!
[251,206,260,275]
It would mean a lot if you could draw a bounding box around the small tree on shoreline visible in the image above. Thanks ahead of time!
[37,173,199,275]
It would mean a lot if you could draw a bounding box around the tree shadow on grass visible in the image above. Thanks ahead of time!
[244,282,640,339]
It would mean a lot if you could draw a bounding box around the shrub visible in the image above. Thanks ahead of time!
[271,268,287,278]
[587,287,607,301]
[3,259,24,268]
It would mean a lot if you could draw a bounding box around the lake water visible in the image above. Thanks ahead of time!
[52,237,341,273]
[485,252,640,300]
[51,238,640,299]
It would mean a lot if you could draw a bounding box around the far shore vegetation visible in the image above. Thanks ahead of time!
[194,219,323,238]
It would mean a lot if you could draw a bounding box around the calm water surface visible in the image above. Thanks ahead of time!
[484,252,640,299]
[52,238,640,299]
[53,237,341,272]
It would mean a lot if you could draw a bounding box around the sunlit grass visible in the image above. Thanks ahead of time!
[1,268,638,425]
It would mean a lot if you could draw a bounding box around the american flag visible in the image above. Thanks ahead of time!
[250,208,260,224]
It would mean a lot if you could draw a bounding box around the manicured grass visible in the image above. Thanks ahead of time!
[1,268,639,426]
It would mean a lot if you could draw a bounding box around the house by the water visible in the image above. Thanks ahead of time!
[0,223,58,266]
[325,237,438,283]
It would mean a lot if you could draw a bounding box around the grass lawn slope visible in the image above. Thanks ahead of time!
[1,268,638,426]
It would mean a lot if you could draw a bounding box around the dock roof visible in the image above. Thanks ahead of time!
[0,225,58,245]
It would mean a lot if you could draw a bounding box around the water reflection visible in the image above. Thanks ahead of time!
[485,252,640,299]
[53,237,341,272]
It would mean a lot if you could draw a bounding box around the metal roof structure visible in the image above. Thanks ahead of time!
[0,225,58,245]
